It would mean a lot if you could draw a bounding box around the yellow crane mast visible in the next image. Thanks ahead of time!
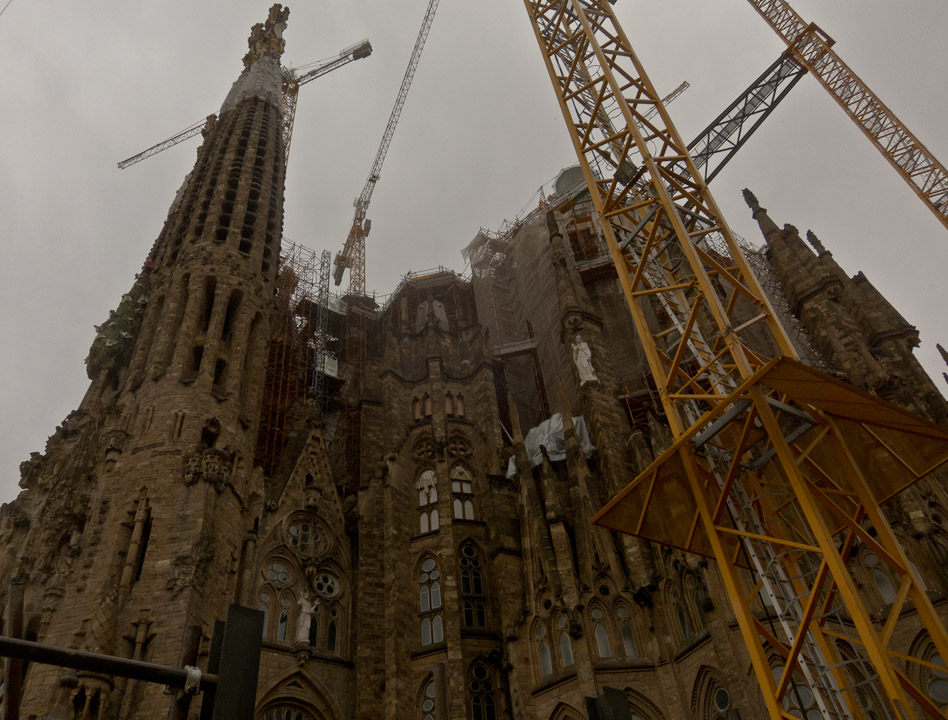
[333,0,441,296]
[521,0,948,717]
[746,0,948,231]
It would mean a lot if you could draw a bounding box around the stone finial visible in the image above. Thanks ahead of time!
[937,343,948,368]
[806,229,828,256]
[243,4,290,68]
[742,188,782,242]
[742,188,760,210]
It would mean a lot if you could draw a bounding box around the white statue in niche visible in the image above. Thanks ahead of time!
[296,591,319,644]
[571,334,599,385]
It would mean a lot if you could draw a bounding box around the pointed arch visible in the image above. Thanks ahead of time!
[416,468,440,534]
[417,554,444,647]
[548,701,583,720]
[255,666,341,720]
[624,687,667,720]
[418,673,437,720]
[664,579,696,646]
[531,618,554,678]
[614,600,643,659]
[691,665,740,720]
[468,660,498,720]
[459,539,487,629]
[450,464,476,520]
[587,600,613,659]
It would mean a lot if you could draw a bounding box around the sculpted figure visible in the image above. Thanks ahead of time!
[571,334,598,385]
[296,591,319,643]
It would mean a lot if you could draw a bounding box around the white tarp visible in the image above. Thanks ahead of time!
[506,413,596,478]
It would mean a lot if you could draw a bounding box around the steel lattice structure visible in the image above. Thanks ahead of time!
[688,51,807,184]
[333,0,441,296]
[521,0,948,717]
[746,0,948,232]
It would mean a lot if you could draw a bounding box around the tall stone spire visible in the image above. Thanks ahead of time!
[743,188,782,242]
[5,7,294,717]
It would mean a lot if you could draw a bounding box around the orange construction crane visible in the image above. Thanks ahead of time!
[522,0,948,717]
[117,39,372,170]
[745,0,948,230]
[333,0,440,296]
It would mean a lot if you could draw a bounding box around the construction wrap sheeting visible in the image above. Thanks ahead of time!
[506,414,595,478]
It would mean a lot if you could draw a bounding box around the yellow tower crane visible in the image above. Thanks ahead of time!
[520,0,948,717]
[745,0,948,230]
[333,0,441,296]
[117,39,372,170]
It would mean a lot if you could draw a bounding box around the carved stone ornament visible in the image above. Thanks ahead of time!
[243,4,289,67]
[412,433,437,461]
[445,433,472,459]
[183,454,202,486]
[182,448,232,492]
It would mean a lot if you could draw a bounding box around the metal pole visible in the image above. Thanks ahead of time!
[210,606,263,720]
[3,581,24,720]
[0,635,217,691]
[168,625,202,720]
[199,620,226,720]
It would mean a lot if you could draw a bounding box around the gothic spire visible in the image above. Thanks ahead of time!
[742,188,782,242]
[221,4,290,114]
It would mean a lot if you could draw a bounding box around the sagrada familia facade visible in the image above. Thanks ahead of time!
[2,6,948,720]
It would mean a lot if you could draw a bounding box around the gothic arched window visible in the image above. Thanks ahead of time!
[421,679,437,720]
[536,626,553,677]
[459,543,486,628]
[591,607,612,658]
[259,589,271,637]
[417,470,439,534]
[686,574,708,629]
[617,605,638,657]
[419,557,443,646]
[557,616,574,667]
[469,663,497,720]
[451,465,475,521]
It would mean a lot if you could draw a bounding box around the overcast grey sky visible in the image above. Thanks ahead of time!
[1,0,946,505]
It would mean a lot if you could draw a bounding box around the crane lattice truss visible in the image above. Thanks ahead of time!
[333,0,441,296]
[282,39,372,163]
[117,39,371,170]
[746,0,948,230]
[522,0,948,717]
[689,51,806,184]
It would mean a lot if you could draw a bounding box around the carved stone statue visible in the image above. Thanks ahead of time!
[571,334,598,385]
[296,591,318,644]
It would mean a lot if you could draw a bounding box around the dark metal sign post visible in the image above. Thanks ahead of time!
[0,604,262,720]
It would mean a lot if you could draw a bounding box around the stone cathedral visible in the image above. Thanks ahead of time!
[3,7,948,720]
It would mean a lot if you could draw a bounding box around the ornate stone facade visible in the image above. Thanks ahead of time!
[2,9,948,720]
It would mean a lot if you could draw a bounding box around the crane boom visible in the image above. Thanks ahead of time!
[118,39,372,170]
[745,0,948,230]
[688,50,806,183]
[282,38,372,161]
[333,0,442,293]
[642,81,689,122]
[117,117,213,170]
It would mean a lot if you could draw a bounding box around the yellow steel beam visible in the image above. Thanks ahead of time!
[745,0,948,231]
[523,0,948,715]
